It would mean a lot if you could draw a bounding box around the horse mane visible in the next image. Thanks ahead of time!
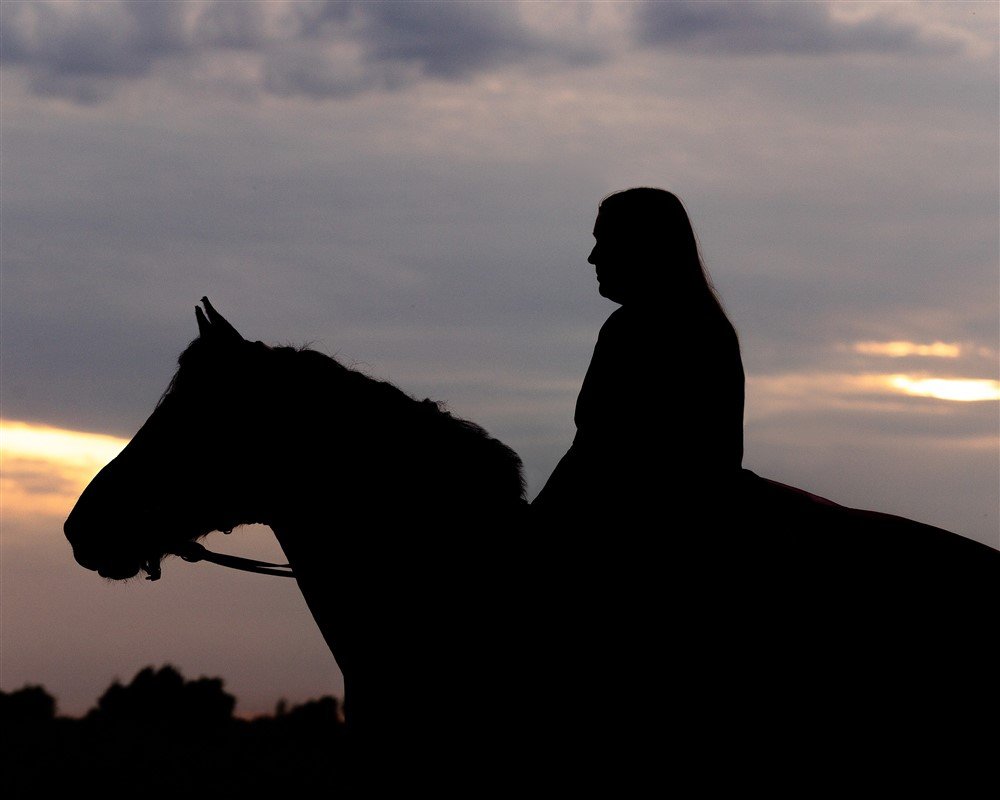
[161,336,527,505]
[293,346,527,500]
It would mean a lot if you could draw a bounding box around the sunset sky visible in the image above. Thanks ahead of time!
[2,0,997,717]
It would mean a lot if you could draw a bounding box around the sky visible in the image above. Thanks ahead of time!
[1,0,997,717]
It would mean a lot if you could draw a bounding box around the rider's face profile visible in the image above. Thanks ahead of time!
[589,210,643,304]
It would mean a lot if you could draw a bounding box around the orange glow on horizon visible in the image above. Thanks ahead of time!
[886,376,1000,402]
[853,341,962,358]
[747,372,1000,420]
[1,419,128,518]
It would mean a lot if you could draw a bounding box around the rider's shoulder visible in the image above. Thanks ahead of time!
[598,303,659,339]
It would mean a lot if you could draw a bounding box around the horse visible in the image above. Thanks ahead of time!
[63,299,545,781]
[65,299,998,786]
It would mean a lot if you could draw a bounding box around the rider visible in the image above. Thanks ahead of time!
[532,187,745,523]
[524,188,748,781]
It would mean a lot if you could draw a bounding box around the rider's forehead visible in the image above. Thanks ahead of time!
[593,211,626,238]
[593,212,608,236]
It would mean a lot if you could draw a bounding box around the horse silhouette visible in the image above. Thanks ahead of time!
[65,299,998,786]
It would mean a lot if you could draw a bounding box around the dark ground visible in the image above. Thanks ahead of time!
[1,666,347,793]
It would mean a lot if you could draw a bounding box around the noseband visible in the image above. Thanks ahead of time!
[145,541,295,581]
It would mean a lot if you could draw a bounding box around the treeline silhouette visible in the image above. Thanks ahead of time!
[1,665,346,793]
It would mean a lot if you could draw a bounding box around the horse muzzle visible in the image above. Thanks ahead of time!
[65,510,154,581]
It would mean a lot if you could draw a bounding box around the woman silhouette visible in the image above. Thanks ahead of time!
[533,188,744,523]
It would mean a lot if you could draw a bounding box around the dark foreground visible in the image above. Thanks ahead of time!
[1,667,346,794]
[4,637,998,796]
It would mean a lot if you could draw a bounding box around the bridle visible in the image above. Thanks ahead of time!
[144,541,295,581]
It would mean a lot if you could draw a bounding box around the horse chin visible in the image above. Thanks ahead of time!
[81,550,162,582]
[97,563,142,581]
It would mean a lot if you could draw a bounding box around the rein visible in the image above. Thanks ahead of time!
[145,541,295,580]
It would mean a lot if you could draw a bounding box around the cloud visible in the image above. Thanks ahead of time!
[264,1,603,100]
[634,1,968,57]
[851,341,962,358]
[748,372,1000,417]
[0,419,128,517]
[888,376,1000,403]
[354,2,543,79]
[0,1,185,77]
[0,0,604,103]
[8,1,973,105]
[0,0,193,102]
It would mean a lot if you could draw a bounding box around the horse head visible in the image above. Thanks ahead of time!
[64,298,275,581]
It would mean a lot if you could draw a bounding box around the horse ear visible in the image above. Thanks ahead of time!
[198,297,244,342]
[195,305,211,338]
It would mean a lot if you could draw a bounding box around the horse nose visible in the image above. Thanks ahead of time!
[64,512,98,572]
[64,457,118,556]
[65,491,114,571]
[64,506,82,547]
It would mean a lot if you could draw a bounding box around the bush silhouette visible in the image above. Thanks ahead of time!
[0,685,56,723]
[91,664,235,728]
[2,667,345,791]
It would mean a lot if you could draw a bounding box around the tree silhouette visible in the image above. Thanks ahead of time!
[2,666,348,792]
[90,664,235,728]
[0,685,56,723]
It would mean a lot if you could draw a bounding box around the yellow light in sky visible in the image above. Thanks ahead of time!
[854,341,961,358]
[1,419,128,518]
[886,376,1000,402]
[747,371,1000,423]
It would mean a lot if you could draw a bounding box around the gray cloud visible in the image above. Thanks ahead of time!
[191,0,274,50]
[261,45,385,100]
[0,0,602,103]
[0,1,185,102]
[356,1,547,79]
[264,0,603,99]
[635,1,966,57]
[3,1,971,105]
[0,1,183,76]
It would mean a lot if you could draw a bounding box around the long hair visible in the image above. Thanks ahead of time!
[598,187,737,340]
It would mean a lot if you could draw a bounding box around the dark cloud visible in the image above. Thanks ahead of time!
[1,0,191,102]
[635,1,965,57]
[0,0,602,103]
[0,1,189,75]
[357,1,543,79]
[191,0,272,49]
[25,72,115,106]
[263,0,602,99]
[261,46,382,100]
[0,1,971,105]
